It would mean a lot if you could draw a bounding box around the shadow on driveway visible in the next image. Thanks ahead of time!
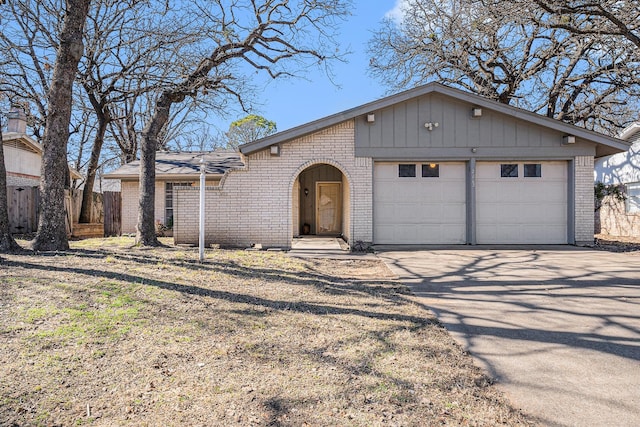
[378,246,640,427]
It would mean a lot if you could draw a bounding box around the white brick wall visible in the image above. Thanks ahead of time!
[121,181,139,234]
[120,179,218,234]
[575,155,595,245]
[174,120,374,248]
[120,180,171,234]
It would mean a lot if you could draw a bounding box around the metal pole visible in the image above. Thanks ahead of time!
[199,157,205,262]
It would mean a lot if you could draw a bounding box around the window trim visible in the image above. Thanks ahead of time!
[421,163,440,178]
[626,182,640,214]
[165,182,193,226]
[398,164,417,178]
[500,164,519,178]
[523,163,542,178]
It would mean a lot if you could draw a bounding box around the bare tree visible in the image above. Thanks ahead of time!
[526,1,640,49]
[369,0,640,133]
[76,0,184,223]
[135,0,350,246]
[31,0,91,251]
[0,0,61,140]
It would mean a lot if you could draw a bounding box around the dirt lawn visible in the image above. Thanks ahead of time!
[1,237,533,426]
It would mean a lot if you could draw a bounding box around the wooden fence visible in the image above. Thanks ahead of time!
[69,189,104,224]
[7,186,122,236]
[7,186,39,234]
[103,191,122,236]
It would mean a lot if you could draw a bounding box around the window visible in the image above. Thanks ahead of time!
[165,182,193,226]
[422,163,440,177]
[524,164,542,178]
[399,164,416,177]
[500,164,518,177]
[627,183,640,213]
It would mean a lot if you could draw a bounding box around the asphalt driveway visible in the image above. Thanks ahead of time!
[377,246,640,427]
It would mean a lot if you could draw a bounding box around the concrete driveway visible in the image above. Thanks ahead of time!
[377,246,640,427]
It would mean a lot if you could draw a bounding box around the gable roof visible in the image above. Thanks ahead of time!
[103,151,244,180]
[2,132,43,154]
[240,82,629,158]
[619,122,640,145]
[3,132,82,180]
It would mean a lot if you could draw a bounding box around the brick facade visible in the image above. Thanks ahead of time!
[120,180,166,234]
[574,155,595,245]
[120,179,219,234]
[172,123,599,248]
[174,121,373,248]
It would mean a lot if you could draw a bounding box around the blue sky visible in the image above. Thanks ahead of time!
[212,1,402,133]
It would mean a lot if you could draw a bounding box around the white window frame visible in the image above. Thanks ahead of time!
[165,182,193,226]
[626,182,640,214]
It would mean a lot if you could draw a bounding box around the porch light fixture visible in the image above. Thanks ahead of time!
[304,188,309,196]
[270,144,280,156]
[472,107,482,118]
[366,113,375,123]
[562,135,576,145]
[424,122,439,131]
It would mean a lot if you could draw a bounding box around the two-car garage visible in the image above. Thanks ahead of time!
[373,161,568,245]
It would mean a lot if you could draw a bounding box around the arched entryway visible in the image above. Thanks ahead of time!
[293,163,350,241]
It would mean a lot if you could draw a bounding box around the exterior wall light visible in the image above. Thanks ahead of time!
[424,122,439,131]
[472,107,482,118]
[562,135,576,145]
[270,144,280,156]
[366,113,375,123]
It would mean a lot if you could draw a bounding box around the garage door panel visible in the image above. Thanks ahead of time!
[539,165,567,179]
[495,184,525,202]
[441,204,466,221]
[476,162,568,244]
[477,187,497,203]
[375,163,398,180]
[476,163,500,179]
[374,162,466,244]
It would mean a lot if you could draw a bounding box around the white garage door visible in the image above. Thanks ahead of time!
[374,162,466,244]
[476,161,568,244]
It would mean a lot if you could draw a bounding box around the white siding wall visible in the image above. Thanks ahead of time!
[4,145,41,178]
[594,144,640,185]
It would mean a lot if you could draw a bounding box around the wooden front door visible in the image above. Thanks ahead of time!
[316,182,342,235]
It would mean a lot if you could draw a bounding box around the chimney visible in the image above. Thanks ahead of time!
[6,106,27,134]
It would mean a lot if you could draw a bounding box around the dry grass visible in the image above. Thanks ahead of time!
[0,237,534,426]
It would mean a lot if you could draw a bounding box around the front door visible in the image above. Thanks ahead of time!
[316,182,342,235]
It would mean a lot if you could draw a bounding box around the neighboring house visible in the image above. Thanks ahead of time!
[172,83,628,249]
[594,122,640,236]
[3,107,82,186]
[103,151,244,233]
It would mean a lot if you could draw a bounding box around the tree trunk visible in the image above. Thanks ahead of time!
[79,104,108,223]
[31,0,91,251]
[0,128,21,253]
[135,94,174,246]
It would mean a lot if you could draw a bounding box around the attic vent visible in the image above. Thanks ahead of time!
[5,140,38,153]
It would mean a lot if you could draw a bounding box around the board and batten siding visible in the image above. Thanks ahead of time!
[355,93,596,160]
